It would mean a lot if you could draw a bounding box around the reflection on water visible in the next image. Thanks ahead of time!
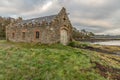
[92,40,120,46]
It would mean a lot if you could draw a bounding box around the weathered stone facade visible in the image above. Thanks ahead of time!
[6,7,73,45]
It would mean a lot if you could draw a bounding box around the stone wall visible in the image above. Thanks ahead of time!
[6,7,73,44]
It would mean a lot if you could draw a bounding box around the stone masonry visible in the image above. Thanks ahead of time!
[6,7,73,45]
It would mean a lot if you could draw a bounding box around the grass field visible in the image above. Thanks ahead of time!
[0,40,120,80]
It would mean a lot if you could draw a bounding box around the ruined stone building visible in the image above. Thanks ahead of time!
[6,7,73,45]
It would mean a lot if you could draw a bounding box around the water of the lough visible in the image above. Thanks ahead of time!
[92,40,120,46]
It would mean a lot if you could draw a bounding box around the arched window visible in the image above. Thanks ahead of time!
[12,33,15,38]
[63,18,66,21]
[22,32,25,39]
[36,31,39,39]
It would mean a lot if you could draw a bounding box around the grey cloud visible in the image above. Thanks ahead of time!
[0,0,120,35]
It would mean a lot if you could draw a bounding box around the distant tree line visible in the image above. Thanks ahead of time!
[0,16,22,39]
[72,27,95,41]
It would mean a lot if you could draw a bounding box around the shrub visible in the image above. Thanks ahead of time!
[68,41,89,48]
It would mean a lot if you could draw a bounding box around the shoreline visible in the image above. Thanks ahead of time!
[89,45,120,56]
[77,39,120,43]
[69,41,120,56]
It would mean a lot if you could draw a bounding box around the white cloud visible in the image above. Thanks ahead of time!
[0,0,120,35]
[41,1,52,11]
[99,28,120,35]
[74,0,107,7]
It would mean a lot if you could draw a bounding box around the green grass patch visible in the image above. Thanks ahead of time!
[0,40,115,80]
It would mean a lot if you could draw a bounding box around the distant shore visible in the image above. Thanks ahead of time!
[78,38,120,42]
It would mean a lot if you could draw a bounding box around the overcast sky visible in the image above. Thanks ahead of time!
[0,0,120,35]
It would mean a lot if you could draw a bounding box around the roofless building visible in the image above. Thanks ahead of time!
[6,7,73,45]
